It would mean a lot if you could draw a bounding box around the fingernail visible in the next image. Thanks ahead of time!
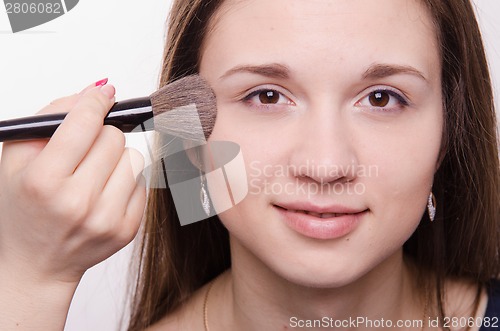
[100,85,115,99]
[95,78,108,87]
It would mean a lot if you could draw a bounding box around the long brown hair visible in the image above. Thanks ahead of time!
[404,0,500,322]
[127,0,499,330]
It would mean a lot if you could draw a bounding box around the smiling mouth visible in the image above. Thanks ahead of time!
[274,205,367,239]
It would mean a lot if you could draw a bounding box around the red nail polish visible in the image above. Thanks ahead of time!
[95,78,108,87]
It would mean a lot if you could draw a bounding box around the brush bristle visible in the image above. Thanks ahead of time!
[150,75,217,141]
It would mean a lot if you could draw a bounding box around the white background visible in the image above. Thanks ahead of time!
[0,1,498,330]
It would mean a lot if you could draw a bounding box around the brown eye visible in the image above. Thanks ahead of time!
[369,91,390,107]
[243,88,293,110]
[259,90,280,104]
[355,88,408,113]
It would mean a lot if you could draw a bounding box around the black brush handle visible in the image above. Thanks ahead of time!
[0,97,154,142]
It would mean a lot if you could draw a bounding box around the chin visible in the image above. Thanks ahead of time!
[253,234,405,291]
[271,258,374,289]
[224,201,409,290]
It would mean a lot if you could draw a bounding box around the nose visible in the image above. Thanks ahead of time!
[288,103,359,185]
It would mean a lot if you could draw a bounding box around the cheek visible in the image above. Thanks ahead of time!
[207,111,283,227]
[209,106,287,177]
[360,110,443,224]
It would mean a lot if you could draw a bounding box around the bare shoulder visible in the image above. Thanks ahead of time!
[443,277,488,328]
[143,283,210,331]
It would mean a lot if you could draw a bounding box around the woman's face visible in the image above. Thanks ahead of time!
[200,0,442,287]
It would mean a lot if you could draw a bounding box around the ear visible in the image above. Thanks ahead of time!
[435,129,448,171]
[183,140,214,173]
[183,139,202,170]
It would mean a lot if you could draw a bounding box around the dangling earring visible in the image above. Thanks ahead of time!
[200,171,211,216]
[427,192,436,222]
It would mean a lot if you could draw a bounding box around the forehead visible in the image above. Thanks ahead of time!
[201,0,440,81]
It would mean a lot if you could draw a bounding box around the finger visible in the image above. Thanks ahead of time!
[120,176,147,244]
[34,85,116,177]
[80,150,145,250]
[0,139,48,178]
[72,125,125,196]
[99,148,145,217]
[37,95,80,115]
[1,80,109,175]
[37,79,108,115]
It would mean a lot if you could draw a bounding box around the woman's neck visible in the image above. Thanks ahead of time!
[208,239,425,331]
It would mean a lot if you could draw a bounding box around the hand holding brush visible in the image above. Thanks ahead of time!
[0,75,217,142]
[0,77,216,331]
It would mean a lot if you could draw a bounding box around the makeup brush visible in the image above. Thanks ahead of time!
[0,75,217,142]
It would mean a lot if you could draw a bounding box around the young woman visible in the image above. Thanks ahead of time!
[0,0,498,330]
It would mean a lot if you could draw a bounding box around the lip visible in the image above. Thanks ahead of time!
[274,202,368,240]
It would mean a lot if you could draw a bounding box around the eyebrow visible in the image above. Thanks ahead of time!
[219,62,428,83]
[362,63,428,82]
[219,63,290,80]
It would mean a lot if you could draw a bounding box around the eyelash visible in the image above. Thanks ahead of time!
[240,86,410,112]
[241,87,294,111]
[355,87,410,112]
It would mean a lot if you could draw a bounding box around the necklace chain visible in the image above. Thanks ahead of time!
[203,279,215,331]
[203,278,428,331]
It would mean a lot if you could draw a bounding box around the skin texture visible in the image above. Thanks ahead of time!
[181,1,486,329]
[202,0,443,288]
[194,0,446,329]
